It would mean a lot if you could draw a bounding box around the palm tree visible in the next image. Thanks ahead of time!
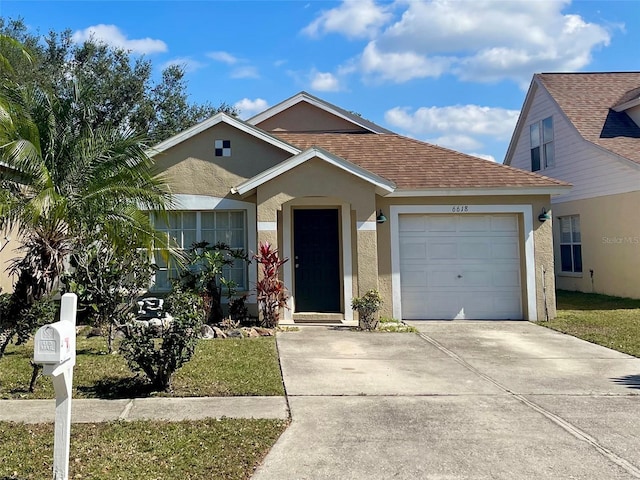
[0,73,172,357]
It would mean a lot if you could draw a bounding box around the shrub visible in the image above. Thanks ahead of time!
[254,242,288,328]
[62,239,156,353]
[352,289,383,331]
[175,242,249,324]
[119,288,204,392]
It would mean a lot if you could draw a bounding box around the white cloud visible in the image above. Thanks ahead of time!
[162,57,207,73]
[303,0,392,39]
[316,0,612,86]
[310,71,341,91]
[426,134,484,152]
[386,103,520,159]
[207,51,239,64]
[231,66,260,79]
[385,104,520,140]
[360,42,451,83]
[234,98,269,119]
[470,153,497,162]
[72,24,167,54]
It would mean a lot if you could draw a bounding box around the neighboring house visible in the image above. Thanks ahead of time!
[149,91,569,324]
[505,72,640,299]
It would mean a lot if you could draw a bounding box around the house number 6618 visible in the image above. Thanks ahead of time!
[452,205,469,213]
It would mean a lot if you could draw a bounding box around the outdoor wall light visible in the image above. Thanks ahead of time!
[376,209,387,224]
[538,208,551,222]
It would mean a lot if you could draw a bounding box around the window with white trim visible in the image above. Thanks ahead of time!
[530,116,554,171]
[559,215,582,273]
[152,211,247,291]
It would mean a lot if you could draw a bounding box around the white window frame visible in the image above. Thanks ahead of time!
[150,195,257,298]
[530,116,554,171]
[559,215,582,274]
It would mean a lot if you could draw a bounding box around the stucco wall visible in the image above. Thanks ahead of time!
[0,226,20,293]
[255,158,380,317]
[375,194,556,321]
[153,123,292,197]
[254,102,368,133]
[553,191,640,299]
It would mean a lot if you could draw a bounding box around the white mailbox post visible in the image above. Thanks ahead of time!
[34,293,77,480]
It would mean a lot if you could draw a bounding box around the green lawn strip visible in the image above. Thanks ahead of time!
[0,336,284,399]
[543,290,640,358]
[0,418,288,480]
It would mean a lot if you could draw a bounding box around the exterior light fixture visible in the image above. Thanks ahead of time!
[538,208,551,222]
[376,209,387,224]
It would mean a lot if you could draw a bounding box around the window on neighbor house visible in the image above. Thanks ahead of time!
[215,139,231,157]
[559,215,582,273]
[151,211,246,291]
[530,116,554,171]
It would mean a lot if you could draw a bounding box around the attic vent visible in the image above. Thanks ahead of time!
[215,140,231,157]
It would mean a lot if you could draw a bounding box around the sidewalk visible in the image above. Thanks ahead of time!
[0,396,289,423]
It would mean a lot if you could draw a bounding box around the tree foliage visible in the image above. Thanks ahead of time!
[0,17,238,145]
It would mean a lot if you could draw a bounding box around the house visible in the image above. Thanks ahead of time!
[504,72,640,299]
[149,92,569,324]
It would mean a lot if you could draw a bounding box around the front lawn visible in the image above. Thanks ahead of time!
[0,335,284,399]
[543,290,640,357]
[0,418,288,480]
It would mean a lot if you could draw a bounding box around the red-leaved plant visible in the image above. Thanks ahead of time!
[254,242,289,328]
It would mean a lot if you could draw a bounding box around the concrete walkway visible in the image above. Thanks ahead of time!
[0,396,289,423]
[253,322,640,480]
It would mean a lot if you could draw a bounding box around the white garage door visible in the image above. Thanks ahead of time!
[399,214,523,320]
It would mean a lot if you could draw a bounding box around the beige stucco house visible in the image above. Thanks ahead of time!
[505,73,640,299]
[149,92,569,324]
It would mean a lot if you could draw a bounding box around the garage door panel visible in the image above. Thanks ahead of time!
[458,216,490,232]
[399,214,523,320]
[459,241,491,260]
[399,240,427,260]
[491,215,518,232]
[428,242,457,260]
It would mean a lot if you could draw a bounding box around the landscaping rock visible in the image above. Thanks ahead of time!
[201,324,215,339]
[247,328,260,338]
[86,327,102,338]
[255,327,273,336]
[227,329,244,338]
[212,326,227,339]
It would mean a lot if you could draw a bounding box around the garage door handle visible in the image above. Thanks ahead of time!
[457,275,463,278]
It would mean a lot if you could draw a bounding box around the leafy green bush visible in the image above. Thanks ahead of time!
[119,288,205,392]
[352,289,383,331]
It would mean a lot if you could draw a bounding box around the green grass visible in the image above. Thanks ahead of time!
[0,418,288,480]
[0,335,284,399]
[376,317,418,333]
[543,290,640,357]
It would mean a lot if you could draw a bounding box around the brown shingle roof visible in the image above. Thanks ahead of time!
[272,132,569,190]
[536,72,640,164]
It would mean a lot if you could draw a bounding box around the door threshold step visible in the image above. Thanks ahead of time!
[293,313,344,323]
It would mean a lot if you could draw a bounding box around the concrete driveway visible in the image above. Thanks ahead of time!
[253,321,640,480]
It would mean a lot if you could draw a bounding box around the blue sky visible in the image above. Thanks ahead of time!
[2,0,639,162]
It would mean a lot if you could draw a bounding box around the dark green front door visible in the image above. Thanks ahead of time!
[293,209,340,312]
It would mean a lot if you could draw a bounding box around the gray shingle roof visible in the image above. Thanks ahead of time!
[536,72,640,164]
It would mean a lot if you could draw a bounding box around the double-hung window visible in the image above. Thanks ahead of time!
[530,116,554,171]
[559,215,582,273]
[152,211,247,291]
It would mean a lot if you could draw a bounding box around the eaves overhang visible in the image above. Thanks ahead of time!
[386,185,572,197]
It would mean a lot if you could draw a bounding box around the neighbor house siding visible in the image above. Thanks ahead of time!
[553,191,640,299]
[509,85,640,203]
